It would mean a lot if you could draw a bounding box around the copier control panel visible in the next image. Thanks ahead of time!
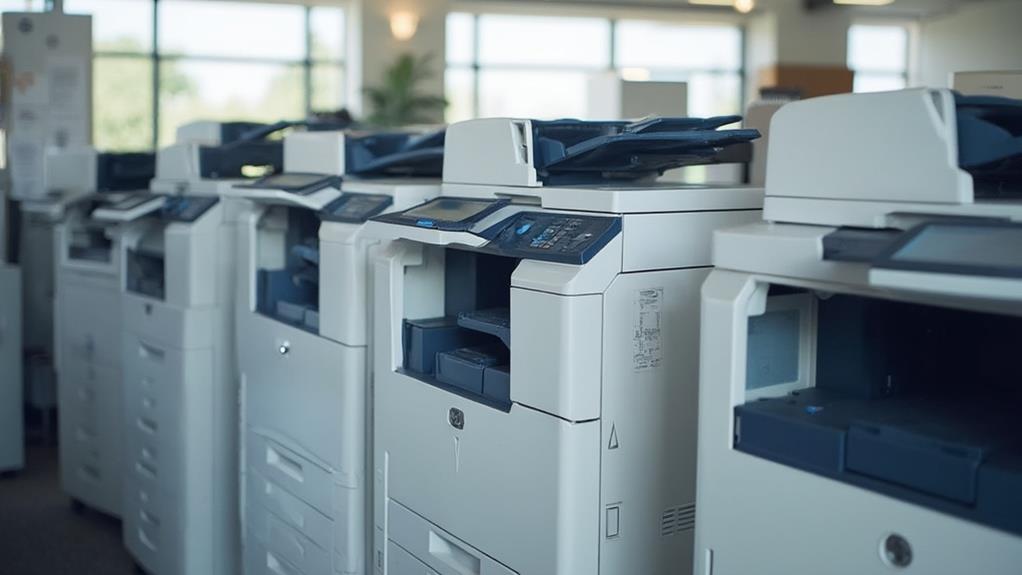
[485,211,621,265]
[320,193,393,223]
[373,197,622,264]
[161,196,219,222]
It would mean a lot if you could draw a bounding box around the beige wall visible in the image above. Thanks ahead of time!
[349,0,450,120]
[916,0,1022,89]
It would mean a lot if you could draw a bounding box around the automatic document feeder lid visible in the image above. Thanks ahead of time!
[529,116,758,184]
[344,128,445,178]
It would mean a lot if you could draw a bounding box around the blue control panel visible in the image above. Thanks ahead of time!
[320,193,393,223]
[161,196,219,222]
[484,211,621,265]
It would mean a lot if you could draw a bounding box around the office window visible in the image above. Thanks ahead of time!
[446,13,613,122]
[615,20,743,117]
[61,0,346,151]
[446,12,744,122]
[848,24,909,93]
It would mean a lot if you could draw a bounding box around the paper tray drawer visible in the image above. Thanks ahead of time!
[248,431,333,516]
[247,468,333,551]
[248,503,331,575]
[388,540,440,575]
[387,500,518,575]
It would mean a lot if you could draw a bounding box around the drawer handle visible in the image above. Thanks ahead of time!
[266,445,304,484]
[140,509,160,527]
[263,482,306,529]
[137,417,158,434]
[266,551,298,575]
[138,342,165,362]
[429,530,481,575]
[135,461,157,479]
[76,426,95,442]
[138,527,158,552]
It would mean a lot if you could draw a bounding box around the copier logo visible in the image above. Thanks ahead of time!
[448,408,465,430]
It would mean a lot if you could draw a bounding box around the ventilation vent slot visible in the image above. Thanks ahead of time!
[661,503,696,537]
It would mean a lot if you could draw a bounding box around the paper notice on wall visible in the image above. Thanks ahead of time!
[633,287,664,372]
[48,57,87,117]
[8,136,45,201]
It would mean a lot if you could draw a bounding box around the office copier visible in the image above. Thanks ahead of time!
[50,147,156,517]
[121,121,287,575]
[695,89,1022,575]
[365,117,762,575]
[228,128,443,575]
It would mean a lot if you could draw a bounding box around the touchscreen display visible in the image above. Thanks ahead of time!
[255,173,331,189]
[892,224,1022,270]
[111,194,159,211]
[403,198,495,222]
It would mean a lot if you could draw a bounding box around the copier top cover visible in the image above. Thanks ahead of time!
[344,128,446,178]
[530,116,759,184]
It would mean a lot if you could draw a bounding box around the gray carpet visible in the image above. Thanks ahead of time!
[0,445,137,575]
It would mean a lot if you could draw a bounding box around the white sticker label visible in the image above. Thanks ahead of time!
[633,287,663,371]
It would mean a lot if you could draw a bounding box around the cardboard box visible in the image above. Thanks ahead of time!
[758,64,854,99]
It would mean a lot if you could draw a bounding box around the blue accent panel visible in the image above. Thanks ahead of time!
[435,345,508,395]
[746,309,801,390]
[457,309,510,348]
[482,365,511,405]
[401,317,488,376]
[480,212,622,265]
[736,392,848,475]
[954,93,1022,196]
[256,269,317,333]
[846,423,984,504]
[95,152,155,193]
[735,388,1022,537]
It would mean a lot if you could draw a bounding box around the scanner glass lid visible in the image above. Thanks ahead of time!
[402,198,499,223]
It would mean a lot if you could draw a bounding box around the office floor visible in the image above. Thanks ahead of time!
[0,443,136,575]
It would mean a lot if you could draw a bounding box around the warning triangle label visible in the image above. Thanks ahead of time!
[608,425,619,450]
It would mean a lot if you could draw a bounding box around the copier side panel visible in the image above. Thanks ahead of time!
[695,270,1022,575]
[599,268,707,575]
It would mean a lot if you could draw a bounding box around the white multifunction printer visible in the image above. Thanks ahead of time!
[364,116,763,575]
[49,147,157,518]
[695,89,1022,575]
[225,129,443,575]
[120,121,292,575]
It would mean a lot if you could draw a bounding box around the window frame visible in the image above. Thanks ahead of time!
[445,4,747,121]
[847,20,915,93]
[82,0,347,151]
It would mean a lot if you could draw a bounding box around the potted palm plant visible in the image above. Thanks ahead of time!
[364,53,448,127]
